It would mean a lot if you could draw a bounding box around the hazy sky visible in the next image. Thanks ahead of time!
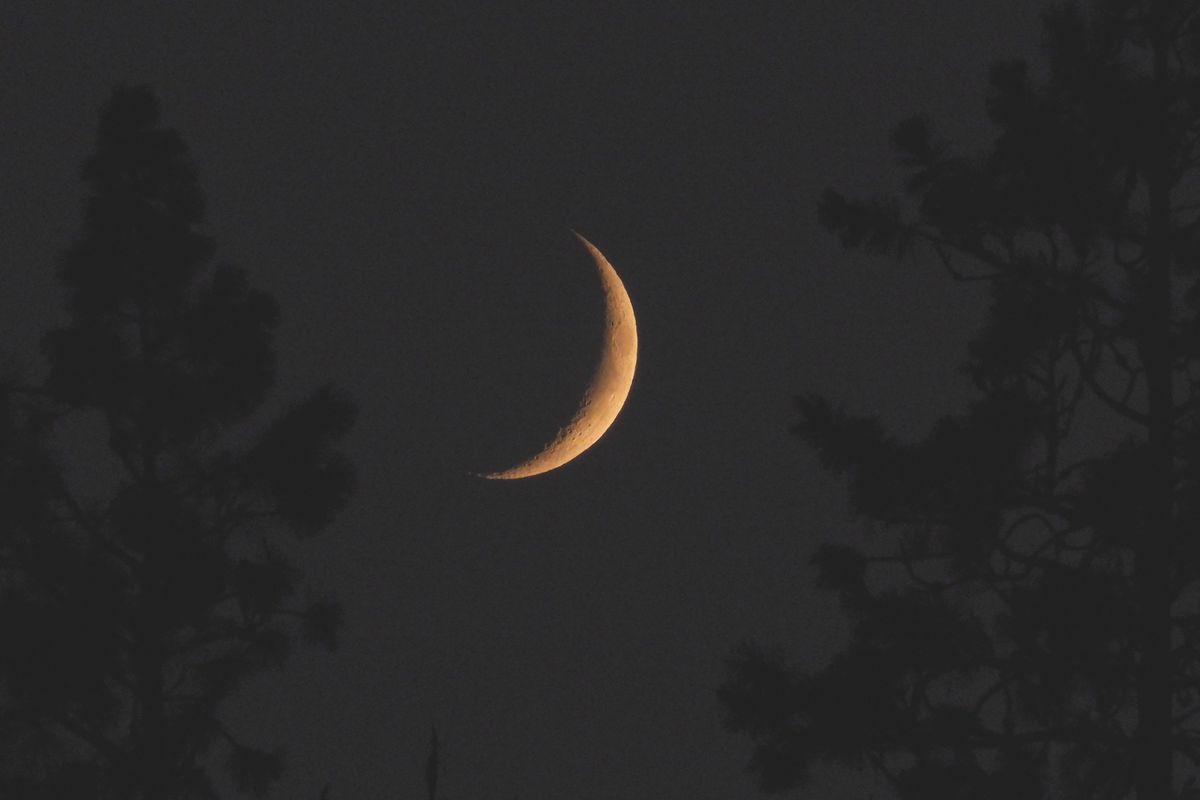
[3,2,1050,797]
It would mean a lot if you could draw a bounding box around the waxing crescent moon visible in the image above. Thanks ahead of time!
[481,233,638,480]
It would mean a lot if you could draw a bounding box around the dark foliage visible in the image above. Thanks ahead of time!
[723,2,1200,798]
[0,87,354,798]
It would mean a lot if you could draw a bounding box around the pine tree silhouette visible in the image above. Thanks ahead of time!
[0,87,354,799]
[721,3,1200,798]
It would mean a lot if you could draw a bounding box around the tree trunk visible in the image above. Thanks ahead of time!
[1133,13,1175,799]
[134,559,168,800]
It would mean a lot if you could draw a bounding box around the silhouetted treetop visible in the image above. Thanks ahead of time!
[0,86,355,799]
[46,89,280,440]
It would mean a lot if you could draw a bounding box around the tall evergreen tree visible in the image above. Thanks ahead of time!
[720,2,1200,797]
[0,87,354,799]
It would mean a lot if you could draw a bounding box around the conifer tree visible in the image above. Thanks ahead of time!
[0,87,354,799]
[721,3,1200,797]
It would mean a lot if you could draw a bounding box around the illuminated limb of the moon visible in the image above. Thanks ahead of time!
[480,233,638,479]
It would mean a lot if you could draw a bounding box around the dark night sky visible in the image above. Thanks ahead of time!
[2,2,1050,798]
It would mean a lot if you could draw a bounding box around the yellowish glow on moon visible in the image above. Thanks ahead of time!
[481,233,638,479]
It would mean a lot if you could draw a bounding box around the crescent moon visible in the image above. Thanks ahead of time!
[481,233,638,479]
